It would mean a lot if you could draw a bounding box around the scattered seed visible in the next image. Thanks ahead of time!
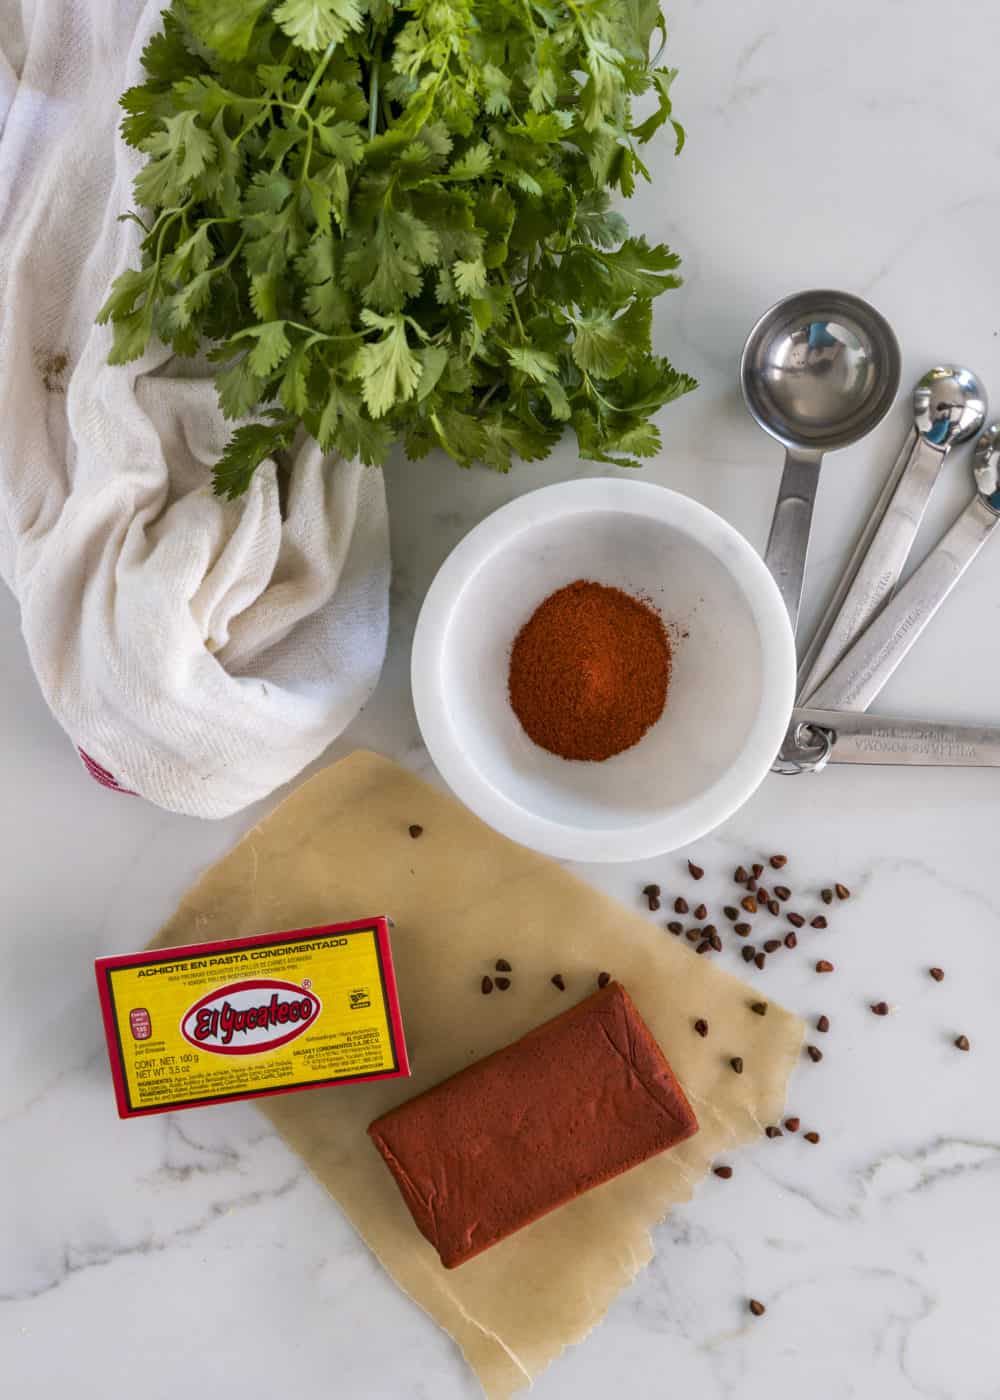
[810,915,828,929]
[708,930,723,952]
[696,940,712,955]
[735,866,749,883]
[597,971,612,989]
[803,1131,820,1144]
[870,1002,889,1017]
[688,861,705,881]
[694,1018,709,1038]
[496,977,511,991]
[955,1034,971,1052]
[784,1117,800,1132]
[495,958,512,972]
[807,1045,823,1063]
[667,921,683,935]
[481,976,494,995]
[787,912,805,928]
[749,1299,766,1317]
[694,903,708,921]
[643,883,661,899]
[816,960,834,973]
[773,884,791,901]
[754,952,766,970]
[784,931,798,949]
[746,877,758,893]
[730,1056,744,1074]
[741,946,756,964]
[764,939,781,953]
[408,824,424,839]
[821,888,834,905]
[756,885,769,904]
[741,895,758,914]
[724,906,739,922]
[770,854,787,869]
[929,967,945,982]
[735,922,751,936]
[750,1001,768,1016]
[768,900,780,916]
[647,894,661,911]
[765,1125,783,1139]
[714,1165,734,1180]
[835,883,851,901]
[674,896,689,915]
[752,863,764,878]
[687,928,702,942]
[816,1015,830,1033]
[551,973,566,991]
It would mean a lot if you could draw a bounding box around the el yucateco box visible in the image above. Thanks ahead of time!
[95,917,409,1118]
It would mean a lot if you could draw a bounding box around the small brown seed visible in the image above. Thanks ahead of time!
[687,928,701,942]
[773,885,791,901]
[408,824,423,839]
[730,1056,744,1074]
[870,1002,889,1016]
[647,895,661,911]
[765,1125,783,1138]
[642,883,661,899]
[688,861,705,880]
[816,960,834,973]
[787,912,805,928]
[784,931,798,949]
[694,903,708,921]
[551,973,566,991]
[756,885,769,904]
[763,939,781,953]
[816,1014,830,1033]
[750,1001,768,1016]
[741,895,758,914]
[746,877,758,892]
[741,946,756,963]
[749,1299,766,1317]
[709,931,723,952]
[694,1018,709,1037]
[674,896,689,915]
[768,900,780,916]
[821,888,834,904]
[735,922,751,936]
[752,863,764,878]
[667,921,683,935]
[481,976,494,994]
[770,854,787,869]
[804,1131,820,1144]
[734,866,749,883]
[784,1117,800,1132]
[929,967,945,982]
[713,1165,733,1179]
[495,958,512,972]
[835,882,851,900]
[723,906,739,921]
[810,915,828,929]
[807,1045,823,1063]
[955,1034,971,1052]
[696,940,712,955]
[495,977,511,991]
[754,952,766,970]
[597,971,612,988]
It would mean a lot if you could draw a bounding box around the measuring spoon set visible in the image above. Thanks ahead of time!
[741,289,1000,772]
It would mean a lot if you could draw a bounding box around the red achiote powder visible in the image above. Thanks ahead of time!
[508,579,671,761]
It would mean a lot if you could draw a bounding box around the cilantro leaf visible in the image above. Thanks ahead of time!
[273,0,365,50]
[352,312,422,417]
[213,417,298,499]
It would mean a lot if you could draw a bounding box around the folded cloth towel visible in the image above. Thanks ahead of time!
[0,1,390,817]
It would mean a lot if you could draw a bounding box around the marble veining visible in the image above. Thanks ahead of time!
[6,1,1000,1396]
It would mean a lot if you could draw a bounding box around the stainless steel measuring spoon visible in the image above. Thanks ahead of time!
[797,366,986,701]
[778,707,1000,771]
[741,290,901,636]
[790,421,1000,717]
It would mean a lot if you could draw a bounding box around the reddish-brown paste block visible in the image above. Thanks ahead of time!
[368,981,698,1268]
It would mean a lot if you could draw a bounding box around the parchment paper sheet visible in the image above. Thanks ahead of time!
[151,752,804,1396]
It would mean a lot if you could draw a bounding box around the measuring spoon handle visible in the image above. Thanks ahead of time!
[798,432,946,701]
[762,447,823,636]
[789,707,1000,767]
[804,494,1000,714]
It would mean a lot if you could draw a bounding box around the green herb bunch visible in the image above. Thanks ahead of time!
[99,0,696,496]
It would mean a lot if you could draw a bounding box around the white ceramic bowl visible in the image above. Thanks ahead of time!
[411,478,796,862]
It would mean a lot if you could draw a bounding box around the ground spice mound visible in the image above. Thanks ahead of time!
[508,579,671,761]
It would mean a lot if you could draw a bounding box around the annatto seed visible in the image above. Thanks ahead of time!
[784,931,798,949]
[871,1002,889,1016]
[765,1125,783,1138]
[687,928,701,941]
[708,930,723,952]
[481,976,494,994]
[773,885,791,901]
[807,1045,823,1062]
[756,886,769,904]
[696,940,712,955]
[675,896,689,915]
[816,960,834,973]
[735,866,749,883]
[784,1117,800,1132]
[749,1299,766,1317]
[495,977,511,990]
[409,824,423,839]
[496,958,512,972]
[750,1001,768,1016]
[810,915,828,929]
[730,1056,744,1074]
[735,922,751,936]
[787,912,805,928]
[835,883,851,900]
[688,861,705,881]
[668,921,683,934]
[741,895,758,914]
[742,946,756,963]
[821,888,834,904]
[713,1165,733,1179]
[694,903,708,921]
[770,855,787,870]
[754,952,766,969]
[551,973,566,991]
[804,1131,820,1144]
[724,906,739,921]
[764,939,781,953]
[752,864,764,879]
[955,1035,971,1052]
[643,883,660,899]
[694,1018,709,1037]
[768,900,780,916]
[930,967,945,982]
[597,971,611,988]
[816,1015,830,1032]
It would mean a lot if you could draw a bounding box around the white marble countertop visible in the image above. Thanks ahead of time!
[5,2,1000,1396]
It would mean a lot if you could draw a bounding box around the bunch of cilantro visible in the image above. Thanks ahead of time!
[99,0,696,496]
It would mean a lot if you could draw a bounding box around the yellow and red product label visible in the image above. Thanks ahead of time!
[95,917,409,1118]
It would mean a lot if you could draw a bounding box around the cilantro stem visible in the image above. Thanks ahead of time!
[500,269,526,341]
[369,33,384,142]
[292,40,337,121]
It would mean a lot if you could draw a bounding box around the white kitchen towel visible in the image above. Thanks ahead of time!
[0,1,390,818]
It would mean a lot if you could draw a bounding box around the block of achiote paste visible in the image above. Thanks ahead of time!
[368,981,698,1268]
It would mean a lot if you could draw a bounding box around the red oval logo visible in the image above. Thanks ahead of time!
[129,1007,151,1041]
[180,979,321,1056]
